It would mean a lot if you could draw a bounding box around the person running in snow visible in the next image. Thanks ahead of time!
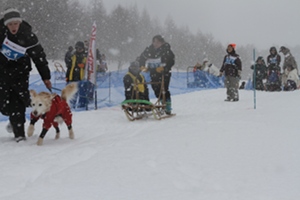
[123,61,149,101]
[137,35,175,115]
[250,56,267,91]
[0,8,52,142]
[279,46,298,86]
[219,43,242,102]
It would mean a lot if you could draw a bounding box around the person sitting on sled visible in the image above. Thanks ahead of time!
[123,61,149,101]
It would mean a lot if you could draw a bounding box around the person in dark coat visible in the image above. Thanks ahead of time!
[137,35,175,114]
[0,8,52,142]
[251,56,267,91]
[123,61,149,101]
[265,46,282,91]
[64,46,73,69]
[279,46,299,86]
[266,47,281,68]
[219,43,242,101]
[66,41,86,83]
[65,41,87,108]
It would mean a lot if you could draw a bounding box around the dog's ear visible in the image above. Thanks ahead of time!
[30,90,37,97]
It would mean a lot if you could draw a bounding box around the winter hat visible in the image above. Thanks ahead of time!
[75,41,84,49]
[129,61,140,69]
[279,46,291,55]
[256,56,265,63]
[228,43,236,49]
[3,8,22,26]
[129,61,140,75]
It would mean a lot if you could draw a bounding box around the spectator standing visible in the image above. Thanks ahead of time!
[98,54,108,73]
[202,58,220,76]
[251,56,267,91]
[267,47,281,68]
[279,46,298,86]
[219,44,242,102]
[65,41,87,108]
[64,46,73,69]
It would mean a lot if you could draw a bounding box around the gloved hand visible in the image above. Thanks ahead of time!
[43,79,52,90]
[156,66,164,73]
[78,63,85,68]
[217,72,223,77]
[140,66,148,72]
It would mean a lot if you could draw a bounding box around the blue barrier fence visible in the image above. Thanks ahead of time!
[0,69,224,122]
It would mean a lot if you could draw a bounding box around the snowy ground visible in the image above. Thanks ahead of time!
[0,88,299,200]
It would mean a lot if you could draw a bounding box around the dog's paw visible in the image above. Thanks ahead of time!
[55,132,60,140]
[69,129,74,139]
[37,137,43,146]
[27,124,35,137]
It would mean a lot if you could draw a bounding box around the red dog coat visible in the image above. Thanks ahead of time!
[30,95,72,130]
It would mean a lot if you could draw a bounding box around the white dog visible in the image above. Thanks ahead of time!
[28,83,78,146]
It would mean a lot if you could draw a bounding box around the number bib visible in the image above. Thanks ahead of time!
[145,58,162,69]
[1,37,27,60]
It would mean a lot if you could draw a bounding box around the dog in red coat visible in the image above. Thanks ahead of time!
[28,83,78,146]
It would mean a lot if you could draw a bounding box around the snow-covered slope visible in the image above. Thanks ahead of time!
[0,89,299,200]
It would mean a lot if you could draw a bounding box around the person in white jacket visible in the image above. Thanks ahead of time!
[202,58,219,76]
[283,65,299,91]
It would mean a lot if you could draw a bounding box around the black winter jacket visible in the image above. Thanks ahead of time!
[220,51,242,77]
[123,70,149,101]
[138,43,175,75]
[0,19,50,81]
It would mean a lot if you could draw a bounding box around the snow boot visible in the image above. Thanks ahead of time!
[11,122,26,143]
[165,99,172,115]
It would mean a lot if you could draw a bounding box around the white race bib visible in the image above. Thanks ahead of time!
[1,37,27,60]
[145,58,162,69]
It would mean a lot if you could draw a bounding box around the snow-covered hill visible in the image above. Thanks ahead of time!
[0,88,299,200]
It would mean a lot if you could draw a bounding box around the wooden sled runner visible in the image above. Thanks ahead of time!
[121,74,176,121]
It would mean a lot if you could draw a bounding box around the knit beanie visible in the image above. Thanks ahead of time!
[228,43,236,50]
[75,41,84,49]
[3,8,22,26]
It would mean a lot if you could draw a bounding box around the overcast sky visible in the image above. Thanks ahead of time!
[99,0,299,50]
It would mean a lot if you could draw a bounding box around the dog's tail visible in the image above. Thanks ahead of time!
[61,83,78,102]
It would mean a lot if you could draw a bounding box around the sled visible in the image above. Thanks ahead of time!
[121,74,176,121]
